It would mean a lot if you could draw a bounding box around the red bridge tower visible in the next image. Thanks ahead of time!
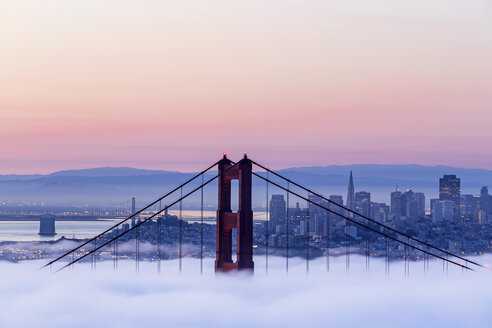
[215,154,254,272]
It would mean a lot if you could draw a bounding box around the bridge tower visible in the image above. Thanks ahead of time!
[215,154,254,272]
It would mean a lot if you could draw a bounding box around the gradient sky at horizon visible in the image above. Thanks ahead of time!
[1,0,491,174]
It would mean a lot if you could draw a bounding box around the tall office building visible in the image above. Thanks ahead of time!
[270,195,286,233]
[391,189,424,224]
[480,186,491,215]
[355,191,371,217]
[414,192,426,218]
[328,195,344,226]
[404,190,425,220]
[460,194,477,221]
[432,200,454,223]
[439,175,461,220]
[308,194,328,235]
[391,189,403,221]
[346,171,355,216]
[373,202,390,224]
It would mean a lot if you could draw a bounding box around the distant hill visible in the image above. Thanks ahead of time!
[48,167,179,177]
[1,164,491,206]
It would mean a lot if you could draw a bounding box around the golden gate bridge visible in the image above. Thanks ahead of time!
[43,154,486,274]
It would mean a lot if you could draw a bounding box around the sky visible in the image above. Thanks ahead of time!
[0,0,491,174]
[0,255,491,328]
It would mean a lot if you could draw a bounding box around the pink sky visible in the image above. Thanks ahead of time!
[0,0,491,173]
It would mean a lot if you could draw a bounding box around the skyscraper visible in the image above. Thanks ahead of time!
[439,175,461,220]
[391,189,403,221]
[329,195,344,222]
[355,191,371,217]
[391,189,425,224]
[432,200,454,223]
[270,194,286,233]
[480,186,490,216]
[460,194,477,221]
[346,171,355,216]
[308,194,327,235]
[404,190,425,220]
[414,192,426,218]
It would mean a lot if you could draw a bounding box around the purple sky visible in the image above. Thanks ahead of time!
[0,0,491,173]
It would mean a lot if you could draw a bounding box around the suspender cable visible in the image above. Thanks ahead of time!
[200,174,204,275]
[423,243,426,275]
[326,210,330,273]
[405,237,408,277]
[286,181,290,273]
[250,171,474,271]
[306,193,310,275]
[407,236,410,277]
[446,253,449,276]
[425,246,428,272]
[113,240,117,271]
[158,200,161,274]
[250,160,484,270]
[43,160,220,270]
[54,164,238,273]
[266,171,269,275]
[386,229,390,277]
[368,221,371,271]
[346,217,350,272]
[93,239,97,271]
[179,187,183,273]
[136,225,139,273]
[365,226,369,271]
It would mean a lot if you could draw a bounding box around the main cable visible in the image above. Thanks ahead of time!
[43,160,220,269]
[251,171,474,271]
[251,160,484,269]
[54,163,238,273]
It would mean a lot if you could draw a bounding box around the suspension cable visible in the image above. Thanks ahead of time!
[346,214,350,272]
[326,209,330,272]
[136,225,140,273]
[251,171,474,271]
[158,200,161,274]
[200,174,204,275]
[113,239,117,271]
[265,171,269,275]
[306,192,310,274]
[386,228,389,276]
[250,160,484,269]
[286,181,290,273]
[53,163,238,273]
[43,161,220,269]
[179,187,183,273]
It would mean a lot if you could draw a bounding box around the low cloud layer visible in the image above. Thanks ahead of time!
[0,255,491,328]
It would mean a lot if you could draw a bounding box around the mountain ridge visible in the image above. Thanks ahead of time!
[1,164,492,205]
[2,163,492,180]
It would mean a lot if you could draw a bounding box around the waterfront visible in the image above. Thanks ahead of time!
[0,211,268,242]
[0,220,119,242]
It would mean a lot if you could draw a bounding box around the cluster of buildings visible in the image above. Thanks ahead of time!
[265,172,491,255]
[2,172,491,262]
